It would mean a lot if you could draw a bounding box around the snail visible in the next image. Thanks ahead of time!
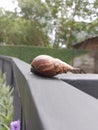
[31,55,85,77]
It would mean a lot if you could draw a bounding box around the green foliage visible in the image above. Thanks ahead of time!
[0,45,87,64]
[17,0,98,48]
[0,9,50,47]
[0,72,13,130]
[0,0,98,48]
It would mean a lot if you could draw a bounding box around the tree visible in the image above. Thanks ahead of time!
[51,0,98,48]
[0,0,98,47]
[17,0,98,48]
[0,7,50,46]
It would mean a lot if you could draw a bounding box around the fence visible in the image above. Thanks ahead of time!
[0,55,98,130]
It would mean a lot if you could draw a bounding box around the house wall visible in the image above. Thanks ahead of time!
[73,51,98,73]
[73,53,95,73]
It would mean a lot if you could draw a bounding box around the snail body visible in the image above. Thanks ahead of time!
[31,55,84,77]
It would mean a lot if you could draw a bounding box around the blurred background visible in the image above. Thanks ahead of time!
[0,0,98,73]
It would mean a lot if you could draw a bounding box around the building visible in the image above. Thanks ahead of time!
[73,36,98,50]
[72,36,98,73]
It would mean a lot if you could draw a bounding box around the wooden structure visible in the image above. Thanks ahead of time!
[73,36,98,50]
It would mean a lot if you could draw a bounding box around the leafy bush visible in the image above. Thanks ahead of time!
[0,72,13,130]
[0,45,88,64]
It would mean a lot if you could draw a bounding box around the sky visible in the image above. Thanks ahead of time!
[0,0,18,11]
[0,0,95,12]
[0,0,95,11]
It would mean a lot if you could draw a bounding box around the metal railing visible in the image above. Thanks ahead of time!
[0,55,98,130]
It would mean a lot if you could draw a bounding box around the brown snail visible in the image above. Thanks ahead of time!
[31,55,85,77]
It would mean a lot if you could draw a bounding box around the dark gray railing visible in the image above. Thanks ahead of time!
[0,55,98,130]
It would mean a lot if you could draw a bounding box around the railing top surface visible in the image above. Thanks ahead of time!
[57,73,98,80]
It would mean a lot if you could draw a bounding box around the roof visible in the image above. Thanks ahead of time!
[73,36,98,47]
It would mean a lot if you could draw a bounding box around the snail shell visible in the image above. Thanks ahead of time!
[31,55,85,77]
